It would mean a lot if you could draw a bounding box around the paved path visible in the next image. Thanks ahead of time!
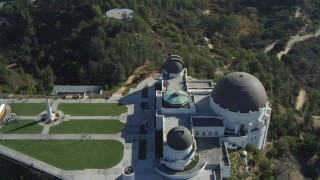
[69,116,120,120]
[41,126,50,134]
[19,116,37,120]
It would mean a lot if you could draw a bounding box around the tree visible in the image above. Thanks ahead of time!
[38,66,56,93]
[0,57,8,84]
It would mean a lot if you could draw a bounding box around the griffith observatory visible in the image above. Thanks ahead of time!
[152,55,271,179]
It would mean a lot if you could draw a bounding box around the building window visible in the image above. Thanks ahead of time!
[209,131,212,136]
[196,131,199,136]
[202,131,205,136]
[215,131,218,136]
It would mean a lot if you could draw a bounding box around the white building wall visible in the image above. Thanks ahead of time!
[163,144,193,161]
[220,143,231,178]
[246,129,260,146]
[193,126,224,137]
[155,161,206,180]
[156,114,164,130]
[220,136,247,149]
[210,96,271,149]
[257,125,267,149]
[220,165,231,178]
[162,144,194,170]
[156,91,162,110]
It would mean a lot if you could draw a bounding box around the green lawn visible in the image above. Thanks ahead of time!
[0,140,123,170]
[10,103,46,116]
[49,120,125,134]
[0,120,43,134]
[58,103,127,116]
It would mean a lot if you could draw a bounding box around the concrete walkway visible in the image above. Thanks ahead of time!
[41,126,50,134]
[19,116,37,119]
[69,116,120,120]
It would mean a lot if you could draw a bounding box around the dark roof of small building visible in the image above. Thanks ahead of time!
[167,126,193,151]
[212,72,268,113]
[192,117,224,127]
[51,85,102,95]
[163,55,184,74]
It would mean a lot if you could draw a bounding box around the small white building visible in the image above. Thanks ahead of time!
[106,8,134,19]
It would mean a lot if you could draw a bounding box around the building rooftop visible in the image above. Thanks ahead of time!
[163,72,186,90]
[188,80,214,89]
[51,85,102,95]
[192,117,224,127]
[164,116,190,136]
[196,137,228,166]
[193,95,216,116]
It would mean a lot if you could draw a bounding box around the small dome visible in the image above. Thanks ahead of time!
[212,72,268,113]
[163,55,184,74]
[163,90,190,108]
[167,126,193,151]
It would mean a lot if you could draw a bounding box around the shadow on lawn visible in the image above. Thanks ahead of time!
[4,121,39,134]
[26,140,43,146]
[66,141,82,146]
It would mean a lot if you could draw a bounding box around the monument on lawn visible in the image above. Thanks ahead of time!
[46,99,55,122]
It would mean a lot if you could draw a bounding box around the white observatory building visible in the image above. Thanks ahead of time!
[154,55,272,179]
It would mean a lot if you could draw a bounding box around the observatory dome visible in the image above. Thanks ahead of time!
[212,72,268,113]
[163,55,184,74]
[167,126,193,151]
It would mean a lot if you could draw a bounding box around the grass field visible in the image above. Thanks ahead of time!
[10,103,46,116]
[0,140,123,170]
[49,120,125,134]
[58,103,127,116]
[0,120,43,134]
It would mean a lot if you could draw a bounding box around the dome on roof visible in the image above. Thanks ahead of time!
[163,55,184,74]
[212,72,268,113]
[163,90,190,108]
[167,126,193,151]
